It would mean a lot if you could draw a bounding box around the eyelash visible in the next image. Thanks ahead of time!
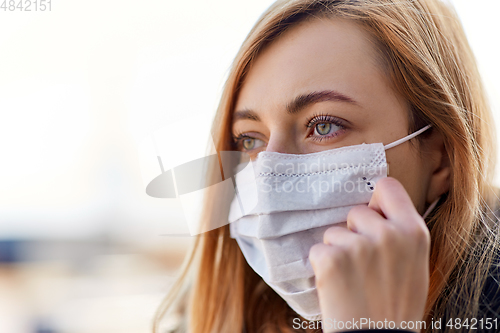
[232,114,347,147]
[305,113,346,142]
[232,132,253,148]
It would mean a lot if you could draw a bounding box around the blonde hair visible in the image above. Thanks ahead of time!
[154,1,499,332]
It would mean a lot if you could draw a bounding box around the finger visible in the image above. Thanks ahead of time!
[368,177,420,225]
[323,225,361,246]
[346,205,388,238]
[309,242,338,278]
[309,242,352,280]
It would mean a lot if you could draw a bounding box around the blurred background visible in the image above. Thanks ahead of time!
[0,0,498,332]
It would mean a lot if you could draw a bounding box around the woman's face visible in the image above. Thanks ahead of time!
[232,18,446,215]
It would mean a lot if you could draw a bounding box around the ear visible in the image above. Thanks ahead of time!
[423,129,450,204]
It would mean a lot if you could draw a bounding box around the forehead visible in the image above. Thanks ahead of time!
[234,18,387,112]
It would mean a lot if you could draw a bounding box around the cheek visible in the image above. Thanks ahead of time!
[384,147,428,214]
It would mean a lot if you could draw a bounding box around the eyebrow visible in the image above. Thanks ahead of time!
[232,109,260,122]
[233,90,357,122]
[287,90,357,114]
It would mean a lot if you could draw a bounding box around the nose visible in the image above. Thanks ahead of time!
[265,132,300,154]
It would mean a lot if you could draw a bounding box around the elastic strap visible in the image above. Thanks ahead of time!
[423,195,441,220]
[384,124,432,150]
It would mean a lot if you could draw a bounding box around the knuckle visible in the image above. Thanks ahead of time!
[309,243,324,262]
[375,176,400,191]
[403,216,431,247]
[323,226,341,244]
[376,223,398,244]
[412,224,431,249]
[347,205,364,218]
[309,244,330,269]
[309,244,346,277]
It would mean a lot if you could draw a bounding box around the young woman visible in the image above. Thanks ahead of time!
[154,0,500,332]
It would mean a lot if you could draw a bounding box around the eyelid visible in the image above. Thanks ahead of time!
[305,114,349,143]
[305,114,348,129]
[232,131,263,142]
[232,132,267,151]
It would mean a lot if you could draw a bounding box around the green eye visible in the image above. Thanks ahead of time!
[233,133,266,152]
[242,138,255,150]
[315,123,331,135]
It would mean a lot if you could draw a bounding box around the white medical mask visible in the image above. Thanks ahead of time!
[229,125,435,321]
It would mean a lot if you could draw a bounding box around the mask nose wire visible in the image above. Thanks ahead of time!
[383,124,432,150]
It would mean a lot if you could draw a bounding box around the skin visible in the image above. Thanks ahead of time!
[232,17,450,332]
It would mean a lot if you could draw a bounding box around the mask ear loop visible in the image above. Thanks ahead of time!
[384,125,432,150]
[422,195,441,220]
[380,124,436,217]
